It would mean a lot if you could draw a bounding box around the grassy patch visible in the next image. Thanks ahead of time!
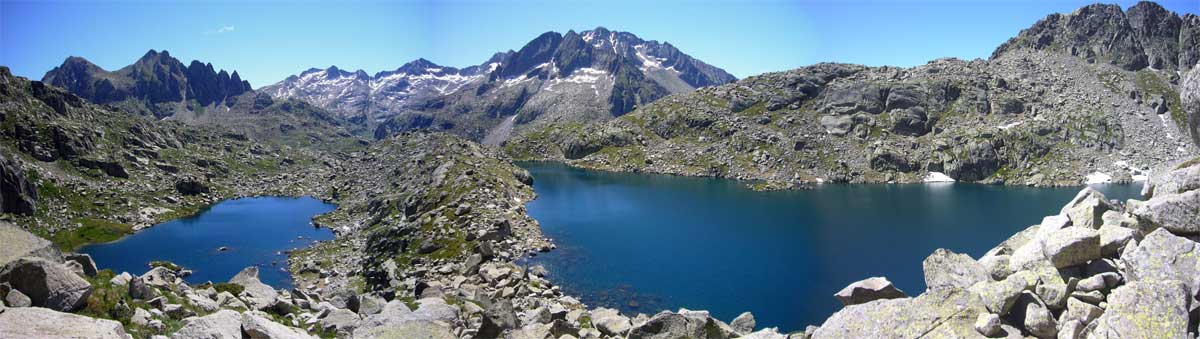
[1135,70,1186,129]
[52,218,132,251]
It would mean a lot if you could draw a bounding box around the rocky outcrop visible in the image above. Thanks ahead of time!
[0,257,92,312]
[0,307,132,339]
[993,2,1198,73]
[0,222,61,266]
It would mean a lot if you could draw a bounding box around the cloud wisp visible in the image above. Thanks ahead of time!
[205,25,235,35]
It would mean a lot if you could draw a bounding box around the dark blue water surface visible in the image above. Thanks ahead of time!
[520,162,1144,332]
[81,196,336,288]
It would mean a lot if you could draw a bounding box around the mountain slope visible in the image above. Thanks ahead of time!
[507,3,1199,188]
[42,50,252,118]
[265,27,736,142]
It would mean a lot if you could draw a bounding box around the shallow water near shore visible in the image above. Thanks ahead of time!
[81,196,336,288]
[519,162,1143,332]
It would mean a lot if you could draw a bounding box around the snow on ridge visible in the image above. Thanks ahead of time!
[1084,172,1113,184]
[923,172,956,183]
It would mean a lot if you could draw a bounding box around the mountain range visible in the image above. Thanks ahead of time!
[263,27,737,141]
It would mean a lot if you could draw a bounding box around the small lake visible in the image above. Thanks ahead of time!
[520,162,1143,332]
[81,196,336,288]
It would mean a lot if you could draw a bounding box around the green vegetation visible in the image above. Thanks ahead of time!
[52,218,132,251]
[1135,70,1186,129]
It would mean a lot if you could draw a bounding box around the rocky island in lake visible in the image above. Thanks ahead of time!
[1,1,1199,338]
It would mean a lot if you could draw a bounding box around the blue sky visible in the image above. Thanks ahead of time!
[2,0,1197,88]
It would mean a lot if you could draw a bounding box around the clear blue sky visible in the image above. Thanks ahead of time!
[2,0,1197,88]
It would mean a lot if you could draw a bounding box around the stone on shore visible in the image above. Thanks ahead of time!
[1087,280,1191,338]
[0,306,132,339]
[833,277,907,306]
[923,248,989,291]
[0,257,93,312]
[592,307,633,337]
[730,311,756,334]
[1059,188,1113,229]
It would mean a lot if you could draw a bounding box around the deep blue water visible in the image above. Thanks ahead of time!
[81,196,336,288]
[520,162,1144,332]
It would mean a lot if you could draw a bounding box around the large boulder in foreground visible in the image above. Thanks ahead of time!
[922,248,988,291]
[812,289,989,338]
[0,222,61,266]
[1122,228,1200,298]
[833,277,907,306]
[171,309,242,339]
[229,266,277,301]
[242,312,317,339]
[1087,280,1191,338]
[626,309,737,339]
[352,320,456,339]
[1040,226,1100,268]
[0,306,131,339]
[1133,190,1200,235]
[0,257,92,312]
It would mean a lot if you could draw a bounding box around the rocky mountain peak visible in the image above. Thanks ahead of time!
[993,2,1199,72]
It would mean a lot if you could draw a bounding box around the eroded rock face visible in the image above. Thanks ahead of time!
[0,257,93,312]
[0,306,132,339]
[1183,62,1200,147]
[0,153,36,215]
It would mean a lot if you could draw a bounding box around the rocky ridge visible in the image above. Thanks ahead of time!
[42,50,253,119]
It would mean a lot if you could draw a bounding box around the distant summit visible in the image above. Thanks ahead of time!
[42,49,252,117]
